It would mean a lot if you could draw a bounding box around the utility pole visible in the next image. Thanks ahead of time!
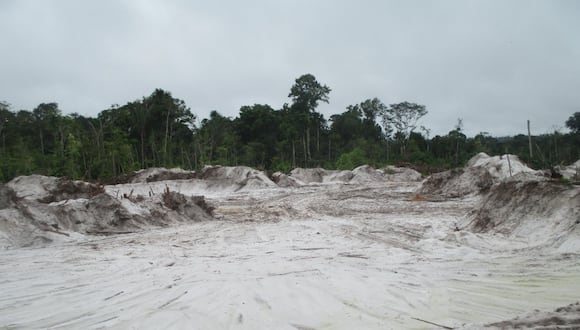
[527,120,533,158]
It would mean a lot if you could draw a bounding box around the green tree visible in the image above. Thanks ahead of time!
[336,147,367,170]
[382,102,427,155]
[197,111,237,166]
[566,112,580,134]
[288,74,331,163]
[235,104,280,168]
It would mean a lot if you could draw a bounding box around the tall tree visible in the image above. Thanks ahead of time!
[288,74,331,163]
[382,102,427,155]
[32,103,61,156]
[197,111,236,166]
[358,98,386,143]
[235,104,279,168]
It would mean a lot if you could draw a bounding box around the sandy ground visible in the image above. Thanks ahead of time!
[1,180,579,329]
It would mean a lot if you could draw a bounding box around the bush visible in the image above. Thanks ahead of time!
[271,158,291,173]
[336,148,368,170]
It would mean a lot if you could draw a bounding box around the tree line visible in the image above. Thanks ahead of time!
[1,74,579,182]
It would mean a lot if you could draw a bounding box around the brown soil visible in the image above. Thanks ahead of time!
[484,302,580,329]
[38,178,104,203]
[467,180,579,234]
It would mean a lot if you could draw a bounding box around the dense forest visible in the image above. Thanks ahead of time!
[1,74,579,182]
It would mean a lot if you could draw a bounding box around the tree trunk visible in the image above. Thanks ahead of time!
[306,127,311,161]
[302,135,307,166]
[455,140,460,165]
[527,120,533,158]
[111,152,116,177]
[59,125,65,158]
[140,130,145,168]
[292,140,296,168]
[317,125,320,154]
[39,129,44,155]
[164,108,170,167]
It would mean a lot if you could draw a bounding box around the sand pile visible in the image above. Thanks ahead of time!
[350,165,385,183]
[289,168,330,184]
[324,170,355,183]
[0,175,213,249]
[106,166,279,201]
[197,165,277,190]
[288,165,421,185]
[7,175,104,203]
[6,175,104,202]
[461,180,580,251]
[419,153,545,197]
[380,165,422,182]
[129,167,197,183]
[419,167,495,198]
[466,153,540,180]
[270,172,304,187]
[108,167,197,184]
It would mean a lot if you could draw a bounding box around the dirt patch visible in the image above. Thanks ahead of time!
[0,185,18,209]
[141,169,197,183]
[482,302,580,329]
[467,181,573,233]
[162,187,214,217]
[38,178,104,203]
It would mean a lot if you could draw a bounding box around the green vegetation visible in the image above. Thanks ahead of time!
[0,75,579,182]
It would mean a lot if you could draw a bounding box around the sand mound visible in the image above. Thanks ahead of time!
[130,167,197,183]
[197,166,277,190]
[461,180,580,250]
[0,176,214,249]
[271,172,305,187]
[108,167,197,184]
[420,153,545,197]
[288,167,354,184]
[105,167,277,200]
[350,165,385,183]
[467,152,540,180]
[419,167,495,198]
[381,165,423,182]
[7,175,104,203]
[6,175,59,201]
[288,165,421,185]
[324,170,354,183]
[289,168,328,184]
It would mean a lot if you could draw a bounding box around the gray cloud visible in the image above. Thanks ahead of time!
[1,0,579,136]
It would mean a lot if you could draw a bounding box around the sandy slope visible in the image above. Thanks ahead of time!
[1,178,579,329]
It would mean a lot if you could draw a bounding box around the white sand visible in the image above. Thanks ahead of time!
[0,167,578,329]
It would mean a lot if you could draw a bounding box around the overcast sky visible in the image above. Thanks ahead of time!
[1,1,579,137]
